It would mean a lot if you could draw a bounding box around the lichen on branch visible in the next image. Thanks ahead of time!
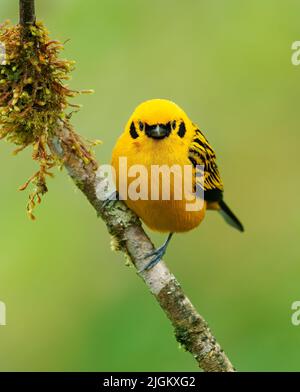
[0,20,98,219]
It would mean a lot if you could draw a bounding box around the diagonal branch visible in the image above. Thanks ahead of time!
[19,0,235,372]
[48,125,235,372]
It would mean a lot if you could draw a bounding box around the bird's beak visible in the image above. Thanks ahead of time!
[146,124,169,139]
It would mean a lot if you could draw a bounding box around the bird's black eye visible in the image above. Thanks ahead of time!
[138,121,144,131]
[172,120,176,130]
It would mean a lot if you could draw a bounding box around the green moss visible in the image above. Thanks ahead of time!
[0,21,99,219]
[175,325,190,351]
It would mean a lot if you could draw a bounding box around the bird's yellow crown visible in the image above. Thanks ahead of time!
[123,99,195,144]
[130,99,188,125]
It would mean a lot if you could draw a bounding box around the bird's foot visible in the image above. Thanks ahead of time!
[101,191,119,209]
[139,245,167,273]
[139,233,173,273]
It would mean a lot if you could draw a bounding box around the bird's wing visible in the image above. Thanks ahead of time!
[188,127,224,202]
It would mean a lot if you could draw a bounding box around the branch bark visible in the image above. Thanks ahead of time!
[19,0,35,25]
[19,0,235,372]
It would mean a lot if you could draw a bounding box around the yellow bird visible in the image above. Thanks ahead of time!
[111,99,244,271]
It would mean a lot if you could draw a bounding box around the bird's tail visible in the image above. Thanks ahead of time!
[218,200,244,232]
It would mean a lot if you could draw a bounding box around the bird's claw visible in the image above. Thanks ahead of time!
[138,233,173,273]
[101,191,119,209]
[139,246,167,273]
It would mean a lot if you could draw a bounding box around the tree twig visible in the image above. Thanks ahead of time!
[19,0,35,25]
[19,0,235,372]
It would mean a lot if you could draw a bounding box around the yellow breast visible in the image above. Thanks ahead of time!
[111,131,206,233]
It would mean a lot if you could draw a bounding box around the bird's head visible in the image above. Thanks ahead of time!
[125,99,194,143]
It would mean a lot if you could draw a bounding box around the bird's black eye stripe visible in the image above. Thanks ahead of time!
[177,121,186,138]
[130,122,139,139]
[138,121,144,131]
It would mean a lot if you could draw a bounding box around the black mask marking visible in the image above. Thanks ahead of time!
[178,122,186,138]
[130,122,139,139]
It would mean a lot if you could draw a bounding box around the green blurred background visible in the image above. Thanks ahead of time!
[0,0,299,371]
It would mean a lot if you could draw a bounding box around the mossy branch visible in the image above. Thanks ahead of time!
[0,0,235,371]
[0,4,96,219]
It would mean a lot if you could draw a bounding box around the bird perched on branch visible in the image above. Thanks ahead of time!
[111,99,244,271]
